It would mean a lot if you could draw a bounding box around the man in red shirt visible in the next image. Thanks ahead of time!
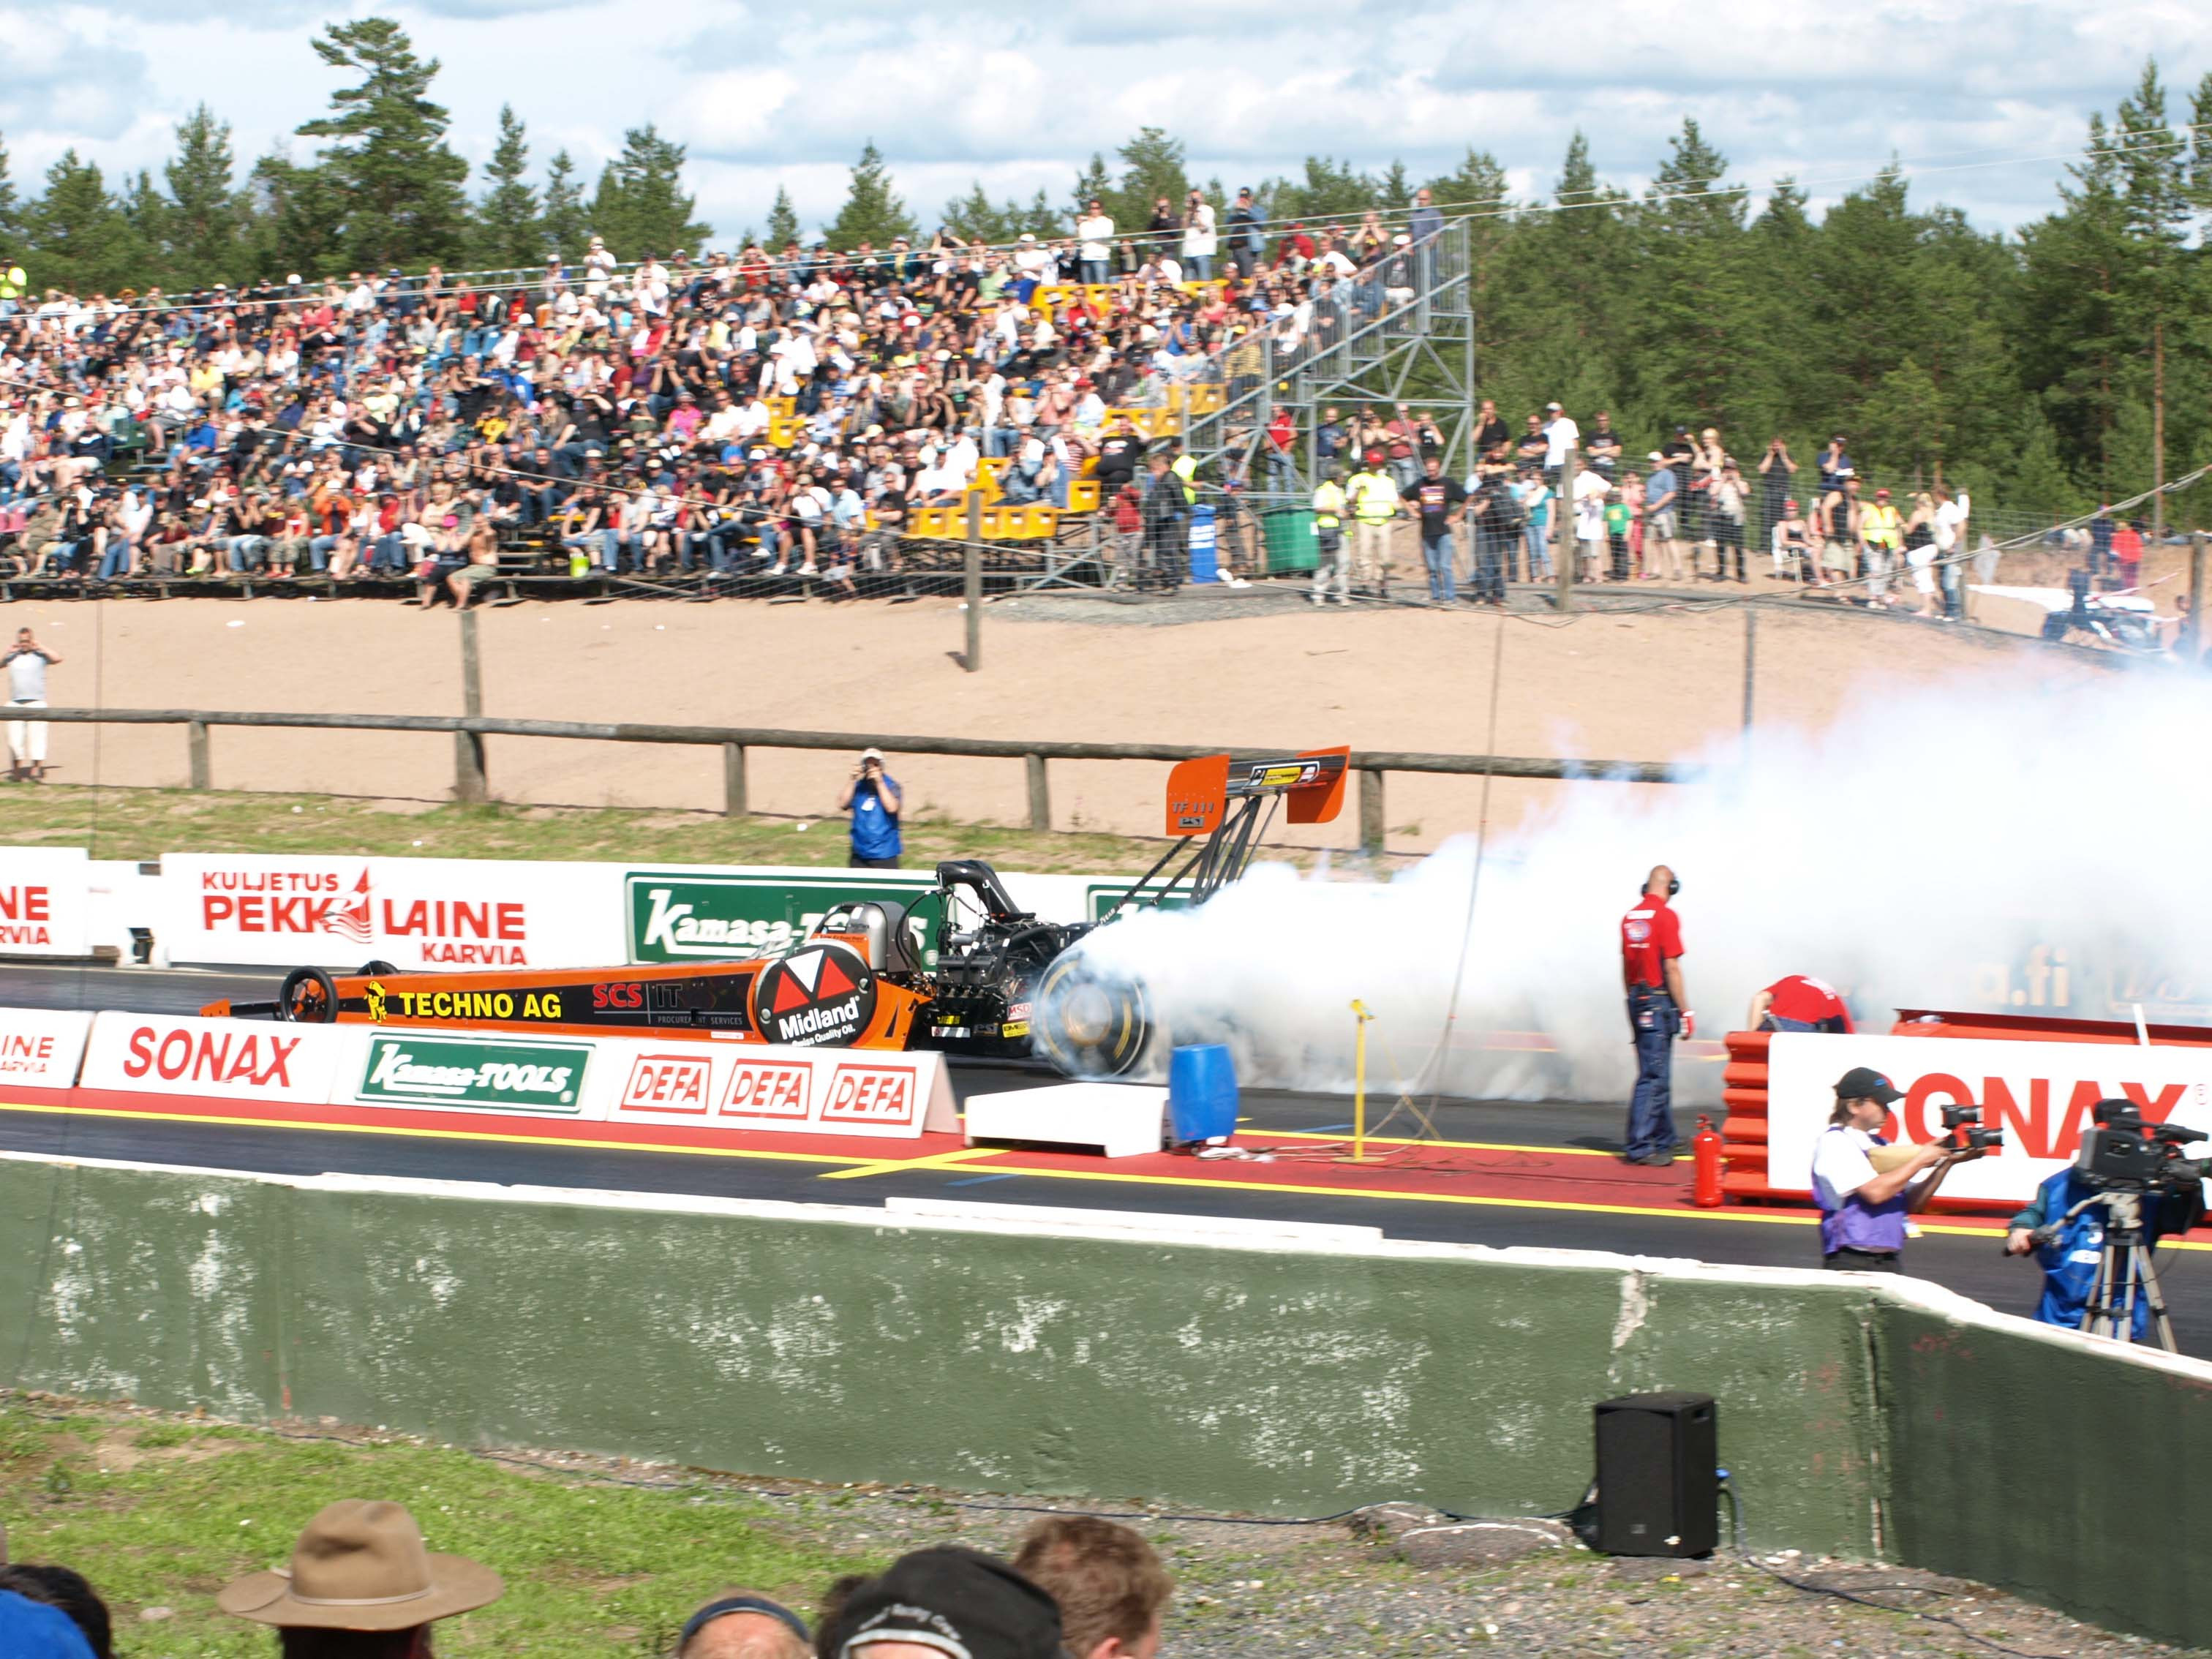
[1747,975,1854,1034]
[2111,518,2145,591]
[1621,866,1691,1165]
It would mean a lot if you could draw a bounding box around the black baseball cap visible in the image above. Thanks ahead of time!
[1835,1066,1903,1105]
[823,1546,1062,1659]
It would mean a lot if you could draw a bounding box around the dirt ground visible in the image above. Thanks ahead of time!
[4,584,2104,855]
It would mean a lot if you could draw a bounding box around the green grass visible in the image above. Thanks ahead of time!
[0,1404,862,1657]
[0,785,1172,874]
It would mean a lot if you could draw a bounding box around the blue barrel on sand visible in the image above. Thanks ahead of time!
[1168,1043,1238,1143]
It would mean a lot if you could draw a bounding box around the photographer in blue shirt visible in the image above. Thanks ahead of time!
[838,746,903,869]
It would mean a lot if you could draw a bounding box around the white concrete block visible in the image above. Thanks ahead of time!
[962,1083,1169,1159]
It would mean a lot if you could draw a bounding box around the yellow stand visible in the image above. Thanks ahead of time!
[1350,998,1375,1162]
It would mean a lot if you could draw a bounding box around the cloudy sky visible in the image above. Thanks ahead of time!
[5,0,2207,244]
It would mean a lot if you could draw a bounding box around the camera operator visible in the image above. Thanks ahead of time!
[838,747,903,870]
[1811,1067,1949,1271]
[2004,1118,2205,1339]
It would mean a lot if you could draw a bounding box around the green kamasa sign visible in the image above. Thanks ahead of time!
[625,871,946,966]
[358,1034,590,1112]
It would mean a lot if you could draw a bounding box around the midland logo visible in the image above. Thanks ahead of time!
[750,944,876,1047]
[358,1035,590,1111]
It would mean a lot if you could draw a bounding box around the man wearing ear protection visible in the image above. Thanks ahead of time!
[1620,865,1692,1165]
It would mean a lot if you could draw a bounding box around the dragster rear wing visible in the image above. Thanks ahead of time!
[1163,746,1349,837]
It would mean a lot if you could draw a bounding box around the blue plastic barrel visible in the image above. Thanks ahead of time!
[1186,504,1219,584]
[1168,1043,1238,1143]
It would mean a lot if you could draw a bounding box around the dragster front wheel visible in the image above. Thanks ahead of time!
[276,966,338,1023]
[1032,955,1151,1077]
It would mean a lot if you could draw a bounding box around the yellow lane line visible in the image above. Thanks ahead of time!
[818,1146,1002,1181]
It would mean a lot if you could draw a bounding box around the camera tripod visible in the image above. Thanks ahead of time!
[2036,1189,2178,1353]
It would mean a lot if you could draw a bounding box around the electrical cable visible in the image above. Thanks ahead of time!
[1718,1475,2077,1659]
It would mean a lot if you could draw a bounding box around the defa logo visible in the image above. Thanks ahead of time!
[620,1053,712,1113]
[749,943,877,1047]
[823,1064,915,1125]
[358,1035,590,1112]
[721,1058,813,1119]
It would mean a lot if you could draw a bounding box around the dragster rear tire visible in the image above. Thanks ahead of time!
[276,966,339,1024]
[1033,954,1151,1077]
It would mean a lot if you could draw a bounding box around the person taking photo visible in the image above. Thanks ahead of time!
[838,747,904,869]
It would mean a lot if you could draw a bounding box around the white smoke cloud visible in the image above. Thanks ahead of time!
[1066,656,2200,1105]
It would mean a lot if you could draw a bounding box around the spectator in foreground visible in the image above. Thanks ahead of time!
[818,1546,1063,1659]
[1012,1516,1172,1659]
[838,747,903,869]
[4,626,61,782]
[0,1563,111,1658]
[217,1499,503,1656]
[0,1588,94,1658]
[677,1590,811,1659]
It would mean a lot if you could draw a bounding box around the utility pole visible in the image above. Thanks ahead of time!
[1554,445,1577,612]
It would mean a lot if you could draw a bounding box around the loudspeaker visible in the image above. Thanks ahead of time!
[1592,1391,1718,1557]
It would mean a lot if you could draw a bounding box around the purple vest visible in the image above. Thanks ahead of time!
[1818,1129,1908,1254]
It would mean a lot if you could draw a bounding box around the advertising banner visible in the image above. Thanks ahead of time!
[353,1032,594,1115]
[159,854,623,971]
[0,1007,93,1086]
[80,1011,354,1105]
[600,1040,957,1140]
[1765,1033,2212,1205]
[0,846,91,958]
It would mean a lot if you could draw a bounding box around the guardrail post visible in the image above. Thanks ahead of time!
[962,494,983,672]
[723,742,748,816]
[2189,532,2207,662]
[455,609,488,805]
[1554,446,1577,611]
[187,719,209,791]
[1358,767,1385,857]
[1025,753,1049,831]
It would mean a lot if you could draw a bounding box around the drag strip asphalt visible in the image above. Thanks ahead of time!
[6,963,2208,1357]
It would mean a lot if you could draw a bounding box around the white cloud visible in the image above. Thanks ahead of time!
[1,0,2203,245]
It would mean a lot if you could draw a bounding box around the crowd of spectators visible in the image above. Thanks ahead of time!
[0,194,1451,601]
[3,1498,1173,1658]
[1307,403,1987,617]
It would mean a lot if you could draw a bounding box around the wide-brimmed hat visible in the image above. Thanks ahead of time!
[217,1500,503,1630]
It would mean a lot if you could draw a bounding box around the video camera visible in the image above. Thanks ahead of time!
[1940,1105,2004,1153]
[2077,1099,2209,1195]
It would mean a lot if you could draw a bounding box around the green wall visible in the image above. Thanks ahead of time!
[4,1156,2206,1647]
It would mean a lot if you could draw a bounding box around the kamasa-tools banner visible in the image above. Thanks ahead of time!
[80,1010,352,1105]
[0,1007,93,1086]
[159,854,622,971]
[0,846,90,958]
[599,1042,958,1140]
[1766,1033,2212,1205]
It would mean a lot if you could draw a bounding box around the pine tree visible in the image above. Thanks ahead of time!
[1107,127,1188,231]
[162,104,244,287]
[1263,157,1374,226]
[590,124,710,257]
[1635,121,1750,432]
[2112,60,2194,530]
[0,130,21,248]
[243,151,346,282]
[474,104,541,269]
[539,149,587,263]
[27,151,148,294]
[766,184,801,249]
[297,17,471,268]
[830,140,914,249]
[1069,153,1113,225]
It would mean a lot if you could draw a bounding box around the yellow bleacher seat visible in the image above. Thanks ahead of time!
[979,506,1017,540]
[1066,480,1099,514]
[1189,385,1224,415]
[908,507,950,539]
[767,396,796,418]
[1022,506,1058,539]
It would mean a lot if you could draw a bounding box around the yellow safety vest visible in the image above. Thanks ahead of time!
[1348,472,1397,522]
[1171,453,1198,505]
[1312,481,1345,528]
[1862,504,1902,547]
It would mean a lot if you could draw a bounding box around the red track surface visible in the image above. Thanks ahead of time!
[0,1083,2045,1237]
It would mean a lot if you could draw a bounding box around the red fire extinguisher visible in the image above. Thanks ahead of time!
[1691,1114,1725,1208]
